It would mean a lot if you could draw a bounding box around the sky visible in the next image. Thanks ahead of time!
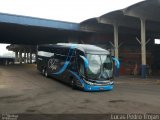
[0,0,144,56]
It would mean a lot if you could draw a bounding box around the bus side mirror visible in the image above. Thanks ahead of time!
[112,57,120,69]
[80,55,89,69]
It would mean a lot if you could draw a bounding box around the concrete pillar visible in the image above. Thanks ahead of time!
[30,49,32,64]
[114,24,119,59]
[36,45,38,63]
[114,24,119,77]
[5,58,8,66]
[27,53,29,63]
[19,50,22,64]
[15,51,18,63]
[24,49,26,64]
[141,19,147,79]
[30,53,32,64]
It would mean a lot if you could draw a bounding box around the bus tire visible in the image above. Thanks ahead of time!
[44,69,49,78]
[42,67,45,75]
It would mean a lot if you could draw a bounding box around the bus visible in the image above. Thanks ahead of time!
[37,43,114,91]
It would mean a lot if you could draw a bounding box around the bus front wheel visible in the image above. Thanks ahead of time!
[44,69,49,78]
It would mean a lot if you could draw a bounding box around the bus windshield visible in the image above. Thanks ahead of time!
[86,54,113,80]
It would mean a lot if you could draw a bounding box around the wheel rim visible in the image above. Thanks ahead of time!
[71,80,74,86]
[42,68,45,75]
[45,70,48,77]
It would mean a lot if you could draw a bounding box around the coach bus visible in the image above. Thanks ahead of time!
[37,43,115,91]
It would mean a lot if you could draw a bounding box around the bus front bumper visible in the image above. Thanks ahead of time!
[83,83,113,91]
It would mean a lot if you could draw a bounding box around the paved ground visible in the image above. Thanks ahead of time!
[0,64,160,115]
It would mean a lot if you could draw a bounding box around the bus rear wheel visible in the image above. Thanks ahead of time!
[42,67,45,75]
[44,69,49,78]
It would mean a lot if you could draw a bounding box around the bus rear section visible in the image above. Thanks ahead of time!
[37,44,114,91]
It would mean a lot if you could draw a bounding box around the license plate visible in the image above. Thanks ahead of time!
[100,87,104,90]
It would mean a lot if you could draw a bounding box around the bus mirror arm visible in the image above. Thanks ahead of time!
[112,57,120,69]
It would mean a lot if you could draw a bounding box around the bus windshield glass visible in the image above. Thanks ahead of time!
[86,54,113,80]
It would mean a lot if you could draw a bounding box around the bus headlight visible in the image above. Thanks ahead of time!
[110,81,114,85]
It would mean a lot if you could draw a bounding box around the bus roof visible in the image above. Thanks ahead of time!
[39,43,110,54]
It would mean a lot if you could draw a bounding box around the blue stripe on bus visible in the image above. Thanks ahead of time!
[80,55,89,68]
[52,44,77,75]
[53,61,69,75]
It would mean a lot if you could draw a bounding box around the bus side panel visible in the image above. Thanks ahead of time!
[48,52,78,84]
[47,55,66,81]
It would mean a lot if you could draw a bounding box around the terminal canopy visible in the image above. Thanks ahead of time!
[0,13,82,45]
[124,0,160,22]
[80,0,160,37]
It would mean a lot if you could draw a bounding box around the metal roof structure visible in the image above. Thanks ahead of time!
[0,13,79,30]
[80,18,113,34]
[124,0,160,22]
[0,13,82,44]
[1,0,160,45]
[80,0,160,37]
[80,0,160,78]
[99,10,140,29]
